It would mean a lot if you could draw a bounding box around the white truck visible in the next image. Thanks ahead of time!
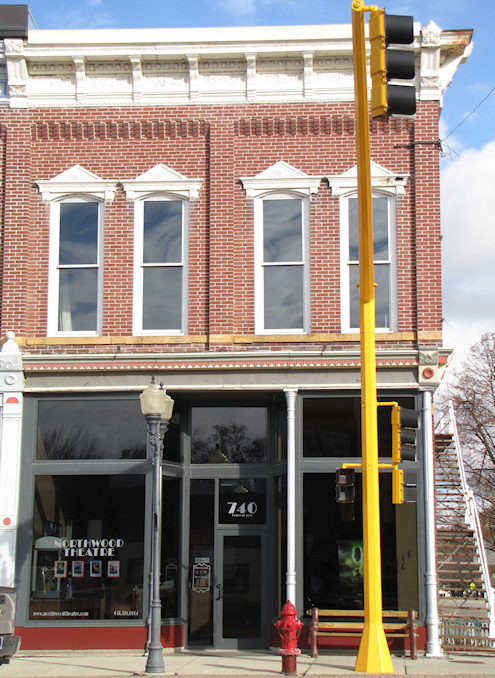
[0,588,21,665]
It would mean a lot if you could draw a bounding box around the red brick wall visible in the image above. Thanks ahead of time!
[0,101,443,353]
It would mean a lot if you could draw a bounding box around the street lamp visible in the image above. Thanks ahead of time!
[140,377,174,674]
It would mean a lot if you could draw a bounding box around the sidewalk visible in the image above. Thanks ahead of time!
[2,649,495,678]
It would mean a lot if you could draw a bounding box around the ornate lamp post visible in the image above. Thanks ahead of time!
[140,377,174,674]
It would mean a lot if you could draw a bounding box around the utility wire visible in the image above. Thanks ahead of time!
[442,86,495,142]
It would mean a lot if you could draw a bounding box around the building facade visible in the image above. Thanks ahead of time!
[0,10,472,651]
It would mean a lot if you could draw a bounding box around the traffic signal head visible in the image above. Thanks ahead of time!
[369,9,416,121]
[335,468,355,503]
[400,407,420,461]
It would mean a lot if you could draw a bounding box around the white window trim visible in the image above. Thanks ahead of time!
[123,165,201,336]
[254,192,311,335]
[36,166,116,337]
[131,195,189,336]
[328,162,406,334]
[46,197,105,337]
[242,162,320,335]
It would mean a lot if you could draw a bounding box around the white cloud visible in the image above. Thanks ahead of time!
[441,139,495,368]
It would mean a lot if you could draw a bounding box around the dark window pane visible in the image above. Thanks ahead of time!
[58,268,97,332]
[303,398,361,458]
[263,200,302,262]
[29,475,145,621]
[349,264,360,329]
[264,265,303,330]
[143,201,182,264]
[161,478,181,618]
[303,473,404,612]
[59,202,98,265]
[191,407,267,464]
[348,197,389,262]
[188,479,214,645]
[349,264,390,329]
[375,263,390,327]
[143,267,182,330]
[373,198,389,261]
[349,198,359,261]
[37,399,146,460]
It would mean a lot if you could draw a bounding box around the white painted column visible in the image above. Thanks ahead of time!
[422,389,443,657]
[284,388,298,605]
[0,332,24,588]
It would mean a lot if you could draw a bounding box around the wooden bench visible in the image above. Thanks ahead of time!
[308,608,417,658]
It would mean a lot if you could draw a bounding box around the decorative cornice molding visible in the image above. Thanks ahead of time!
[36,164,118,201]
[122,163,202,201]
[241,160,322,198]
[327,161,409,197]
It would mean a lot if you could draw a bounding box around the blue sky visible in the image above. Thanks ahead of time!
[6,0,495,369]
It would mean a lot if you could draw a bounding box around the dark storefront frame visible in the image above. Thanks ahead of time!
[16,388,426,648]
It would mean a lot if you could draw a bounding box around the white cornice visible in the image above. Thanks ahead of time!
[241,161,322,198]
[36,165,117,201]
[327,162,409,197]
[122,164,202,200]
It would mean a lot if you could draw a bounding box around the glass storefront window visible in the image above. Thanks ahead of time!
[29,475,145,621]
[161,478,181,618]
[303,473,406,612]
[36,399,146,460]
[191,407,267,463]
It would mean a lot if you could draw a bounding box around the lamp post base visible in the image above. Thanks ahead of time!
[145,642,165,674]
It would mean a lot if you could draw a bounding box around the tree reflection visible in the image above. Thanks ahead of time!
[192,422,267,464]
[38,425,145,460]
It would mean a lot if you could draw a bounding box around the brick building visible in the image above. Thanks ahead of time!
[0,7,472,652]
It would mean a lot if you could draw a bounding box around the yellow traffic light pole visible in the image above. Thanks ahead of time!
[351,1,394,672]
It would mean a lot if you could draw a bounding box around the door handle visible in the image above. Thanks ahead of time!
[216,583,223,600]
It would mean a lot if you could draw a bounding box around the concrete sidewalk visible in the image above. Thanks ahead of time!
[1,649,495,678]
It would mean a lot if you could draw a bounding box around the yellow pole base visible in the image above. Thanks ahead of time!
[355,622,395,673]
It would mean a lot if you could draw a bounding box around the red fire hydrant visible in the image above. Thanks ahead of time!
[275,600,303,675]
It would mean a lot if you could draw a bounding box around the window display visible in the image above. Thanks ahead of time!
[29,475,145,621]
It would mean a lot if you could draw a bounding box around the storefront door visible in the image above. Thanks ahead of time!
[214,529,267,649]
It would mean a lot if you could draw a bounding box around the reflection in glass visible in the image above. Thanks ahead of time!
[143,267,182,330]
[303,473,401,611]
[188,479,214,645]
[58,268,97,332]
[29,475,145,621]
[223,535,261,638]
[349,264,390,329]
[348,197,389,262]
[264,266,303,330]
[263,200,302,262]
[191,407,267,464]
[59,203,98,266]
[37,399,146,460]
[161,478,181,618]
[143,201,182,264]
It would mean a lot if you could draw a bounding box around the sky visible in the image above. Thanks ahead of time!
[5,0,495,375]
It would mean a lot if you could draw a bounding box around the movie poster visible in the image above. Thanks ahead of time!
[337,540,364,599]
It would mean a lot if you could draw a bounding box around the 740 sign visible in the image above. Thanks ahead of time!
[227,501,258,517]
[220,493,266,524]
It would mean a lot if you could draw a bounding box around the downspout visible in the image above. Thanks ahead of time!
[422,389,443,657]
[284,388,298,605]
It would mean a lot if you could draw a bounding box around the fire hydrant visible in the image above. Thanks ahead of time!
[275,600,303,675]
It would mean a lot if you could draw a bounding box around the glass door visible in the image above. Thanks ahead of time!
[214,529,267,649]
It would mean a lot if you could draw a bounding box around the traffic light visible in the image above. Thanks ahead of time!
[390,404,420,503]
[399,407,420,461]
[369,8,416,121]
[335,468,355,503]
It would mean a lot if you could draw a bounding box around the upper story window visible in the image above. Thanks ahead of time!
[241,161,321,334]
[255,194,309,332]
[133,197,187,334]
[328,162,408,333]
[123,164,202,336]
[36,165,117,336]
[344,193,396,331]
[54,198,103,333]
